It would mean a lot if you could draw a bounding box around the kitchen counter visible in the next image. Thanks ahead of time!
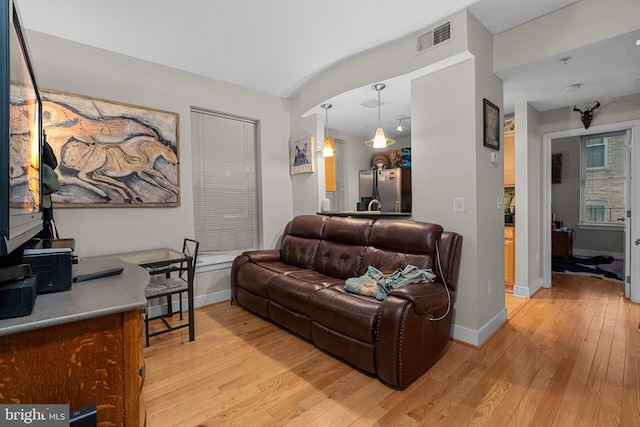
[318,211,412,219]
[0,257,149,337]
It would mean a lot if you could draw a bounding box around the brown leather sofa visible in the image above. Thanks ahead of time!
[230,214,462,389]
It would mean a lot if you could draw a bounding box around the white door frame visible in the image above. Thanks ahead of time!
[542,119,640,301]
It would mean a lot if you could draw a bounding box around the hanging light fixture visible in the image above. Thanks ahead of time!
[320,103,334,157]
[396,119,403,132]
[365,83,395,148]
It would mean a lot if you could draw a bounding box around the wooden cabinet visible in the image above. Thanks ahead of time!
[0,260,149,427]
[504,128,515,187]
[504,226,515,290]
[124,308,146,427]
[0,309,145,426]
[552,229,574,258]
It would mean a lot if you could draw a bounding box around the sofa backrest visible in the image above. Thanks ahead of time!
[279,215,462,289]
[359,219,442,276]
[314,216,373,279]
[280,214,326,269]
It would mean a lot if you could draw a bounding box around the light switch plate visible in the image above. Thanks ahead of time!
[453,197,465,213]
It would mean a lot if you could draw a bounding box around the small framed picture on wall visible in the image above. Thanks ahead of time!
[289,136,314,175]
[483,98,500,150]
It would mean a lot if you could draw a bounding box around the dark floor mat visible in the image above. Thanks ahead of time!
[552,255,621,280]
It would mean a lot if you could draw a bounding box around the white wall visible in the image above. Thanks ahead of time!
[27,30,293,258]
[512,103,543,297]
[25,30,293,302]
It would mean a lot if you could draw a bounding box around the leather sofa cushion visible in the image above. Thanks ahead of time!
[280,235,321,270]
[284,269,345,287]
[236,262,279,298]
[323,216,373,244]
[359,247,433,276]
[268,276,326,316]
[369,219,442,253]
[310,286,381,344]
[313,240,366,279]
[286,214,327,238]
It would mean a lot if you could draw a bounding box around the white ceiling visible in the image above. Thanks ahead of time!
[16,0,640,140]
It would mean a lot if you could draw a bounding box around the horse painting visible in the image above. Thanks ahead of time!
[40,90,180,206]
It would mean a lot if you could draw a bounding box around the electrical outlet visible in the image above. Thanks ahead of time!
[453,197,465,213]
[488,279,493,294]
[497,196,503,211]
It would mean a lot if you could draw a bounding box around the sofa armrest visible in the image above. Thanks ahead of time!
[388,282,452,317]
[376,283,454,388]
[242,249,281,263]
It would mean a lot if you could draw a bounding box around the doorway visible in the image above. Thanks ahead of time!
[543,120,640,301]
[550,131,627,281]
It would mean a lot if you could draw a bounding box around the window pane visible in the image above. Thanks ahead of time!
[581,132,625,224]
[586,144,604,169]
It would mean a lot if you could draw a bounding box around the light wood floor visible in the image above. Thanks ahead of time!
[143,274,640,426]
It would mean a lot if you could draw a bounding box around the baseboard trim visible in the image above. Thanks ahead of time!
[452,307,508,347]
[513,277,544,298]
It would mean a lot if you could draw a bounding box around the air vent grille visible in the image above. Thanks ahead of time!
[433,22,451,45]
[417,21,452,53]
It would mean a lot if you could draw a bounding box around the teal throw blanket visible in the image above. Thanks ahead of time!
[345,265,436,301]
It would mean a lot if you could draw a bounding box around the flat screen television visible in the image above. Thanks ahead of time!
[0,0,43,257]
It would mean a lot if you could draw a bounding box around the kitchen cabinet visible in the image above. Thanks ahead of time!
[504,226,515,291]
[504,125,515,187]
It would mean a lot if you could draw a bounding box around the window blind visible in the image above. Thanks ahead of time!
[190,108,258,253]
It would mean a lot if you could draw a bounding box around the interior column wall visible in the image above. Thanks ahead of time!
[513,103,543,297]
[411,59,504,345]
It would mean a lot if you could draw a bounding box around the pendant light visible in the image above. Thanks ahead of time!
[320,103,334,157]
[365,83,395,148]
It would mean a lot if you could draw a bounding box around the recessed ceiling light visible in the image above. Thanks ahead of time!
[563,83,581,92]
[636,39,640,46]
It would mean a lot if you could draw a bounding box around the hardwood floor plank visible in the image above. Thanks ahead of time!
[621,299,640,426]
[143,274,639,426]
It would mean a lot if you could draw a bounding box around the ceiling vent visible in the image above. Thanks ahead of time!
[417,21,452,53]
[360,99,387,109]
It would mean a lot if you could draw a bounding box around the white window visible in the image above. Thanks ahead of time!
[190,108,259,253]
[585,138,606,169]
[580,132,626,225]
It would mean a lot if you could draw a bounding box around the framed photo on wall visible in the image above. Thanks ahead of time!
[483,98,500,150]
[290,136,314,175]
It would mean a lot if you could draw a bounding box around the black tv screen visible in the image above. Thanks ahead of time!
[1,0,43,256]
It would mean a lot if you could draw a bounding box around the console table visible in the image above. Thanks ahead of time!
[0,258,149,427]
[552,229,574,258]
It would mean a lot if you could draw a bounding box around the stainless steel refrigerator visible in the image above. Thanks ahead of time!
[358,168,411,212]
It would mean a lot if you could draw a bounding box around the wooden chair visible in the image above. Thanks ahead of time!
[144,238,199,346]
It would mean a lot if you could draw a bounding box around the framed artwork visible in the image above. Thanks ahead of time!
[41,89,180,207]
[552,153,563,184]
[290,137,314,175]
[483,98,500,150]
